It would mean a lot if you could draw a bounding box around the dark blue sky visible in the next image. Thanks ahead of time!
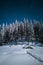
[0,0,43,24]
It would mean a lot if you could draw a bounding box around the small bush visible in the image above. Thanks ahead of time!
[26,46,33,49]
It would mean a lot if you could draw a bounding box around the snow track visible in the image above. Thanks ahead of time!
[27,51,43,63]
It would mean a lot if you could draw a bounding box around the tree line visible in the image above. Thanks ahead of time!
[0,19,43,45]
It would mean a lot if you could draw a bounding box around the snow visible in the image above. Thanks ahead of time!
[0,43,43,65]
[27,46,43,60]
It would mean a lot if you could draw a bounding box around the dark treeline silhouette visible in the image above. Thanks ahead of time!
[0,19,43,45]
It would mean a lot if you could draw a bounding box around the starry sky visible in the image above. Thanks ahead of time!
[0,0,43,24]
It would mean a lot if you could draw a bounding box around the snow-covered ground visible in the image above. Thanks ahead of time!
[0,44,43,65]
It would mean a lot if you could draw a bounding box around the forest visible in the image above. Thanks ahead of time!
[0,19,43,45]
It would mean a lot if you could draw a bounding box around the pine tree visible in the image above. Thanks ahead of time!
[24,19,29,41]
[29,19,34,41]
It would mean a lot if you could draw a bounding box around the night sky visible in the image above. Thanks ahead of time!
[0,0,43,24]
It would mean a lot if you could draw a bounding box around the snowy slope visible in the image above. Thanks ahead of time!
[0,45,43,65]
